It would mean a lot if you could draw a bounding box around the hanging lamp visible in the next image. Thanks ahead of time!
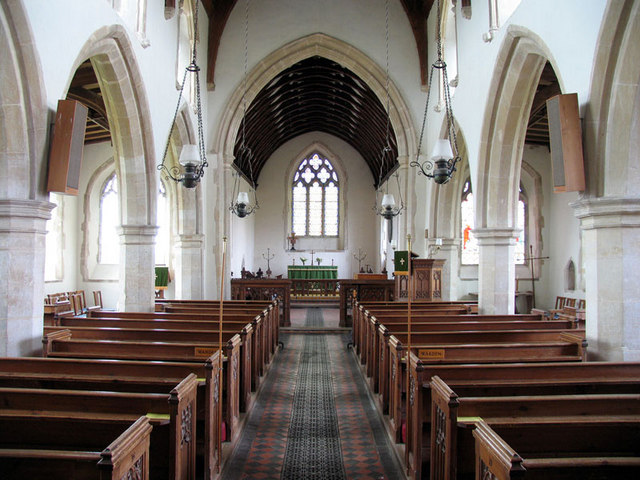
[157,0,207,189]
[410,0,461,184]
[230,0,259,218]
[374,0,404,224]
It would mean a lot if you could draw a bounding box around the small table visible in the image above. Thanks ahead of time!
[287,265,338,280]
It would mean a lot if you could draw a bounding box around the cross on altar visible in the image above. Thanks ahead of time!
[287,232,297,251]
[310,250,315,265]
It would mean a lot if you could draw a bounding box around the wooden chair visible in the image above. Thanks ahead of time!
[565,297,576,308]
[577,298,585,309]
[93,290,103,308]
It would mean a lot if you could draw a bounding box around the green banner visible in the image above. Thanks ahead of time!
[155,266,170,287]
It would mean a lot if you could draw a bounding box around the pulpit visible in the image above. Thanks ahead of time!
[394,257,445,301]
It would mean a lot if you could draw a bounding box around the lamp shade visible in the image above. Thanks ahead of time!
[431,139,453,161]
[236,191,250,205]
[381,193,395,209]
[179,144,200,166]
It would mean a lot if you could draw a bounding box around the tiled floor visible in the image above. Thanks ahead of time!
[223,308,404,479]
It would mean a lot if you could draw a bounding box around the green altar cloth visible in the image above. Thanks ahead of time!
[287,265,338,280]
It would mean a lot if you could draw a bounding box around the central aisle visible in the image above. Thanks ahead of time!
[223,308,405,479]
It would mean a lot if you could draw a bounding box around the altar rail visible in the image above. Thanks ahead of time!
[231,279,291,326]
[230,278,394,328]
[291,279,339,298]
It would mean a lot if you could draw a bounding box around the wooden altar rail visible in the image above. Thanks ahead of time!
[290,279,339,298]
[231,279,291,327]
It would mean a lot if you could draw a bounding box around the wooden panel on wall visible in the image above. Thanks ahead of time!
[47,99,88,195]
[546,93,585,193]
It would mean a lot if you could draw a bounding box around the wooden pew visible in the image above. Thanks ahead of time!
[0,416,152,480]
[0,374,198,479]
[0,355,224,480]
[43,324,254,413]
[41,330,240,471]
[385,332,586,445]
[85,309,276,370]
[371,318,578,412]
[430,376,640,480]
[53,314,266,391]
[473,419,640,480]
[406,358,640,480]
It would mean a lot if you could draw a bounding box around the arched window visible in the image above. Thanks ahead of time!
[156,179,170,265]
[460,178,478,265]
[515,184,527,264]
[292,153,339,237]
[99,173,120,264]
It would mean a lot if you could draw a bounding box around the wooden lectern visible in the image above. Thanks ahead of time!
[394,257,445,301]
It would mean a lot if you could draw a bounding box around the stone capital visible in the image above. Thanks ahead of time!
[175,233,205,249]
[117,224,159,245]
[571,196,640,230]
[473,227,520,246]
[0,199,55,234]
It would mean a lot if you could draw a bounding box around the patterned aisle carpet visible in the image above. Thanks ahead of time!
[223,308,404,480]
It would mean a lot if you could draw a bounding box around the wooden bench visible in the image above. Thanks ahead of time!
[0,415,152,480]
[430,376,640,480]
[0,354,224,479]
[42,329,241,466]
[84,309,277,373]
[385,332,586,444]
[473,418,640,480]
[53,314,267,391]
[0,374,198,479]
[43,324,254,413]
[405,359,640,479]
[370,318,579,412]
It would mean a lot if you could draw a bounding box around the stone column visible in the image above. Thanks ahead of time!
[174,233,204,299]
[475,228,519,314]
[573,197,640,361]
[436,238,459,301]
[0,199,54,356]
[118,224,158,311]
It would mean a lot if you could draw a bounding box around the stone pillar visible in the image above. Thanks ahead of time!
[174,233,204,299]
[475,228,519,314]
[437,238,459,301]
[573,197,640,361]
[118,224,158,311]
[0,199,54,356]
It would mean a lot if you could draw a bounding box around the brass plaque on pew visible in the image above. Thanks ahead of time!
[418,349,445,360]
[195,347,218,357]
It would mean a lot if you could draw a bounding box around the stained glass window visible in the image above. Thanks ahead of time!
[292,153,339,237]
[461,178,527,265]
[460,178,478,265]
[99,173,120,264]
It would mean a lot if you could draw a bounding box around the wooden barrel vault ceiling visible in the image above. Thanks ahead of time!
[233,56,399,188]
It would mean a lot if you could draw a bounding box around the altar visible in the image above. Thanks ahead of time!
[287,265,338,279]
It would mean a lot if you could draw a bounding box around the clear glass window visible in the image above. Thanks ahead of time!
[291,153,339,237]
[156,180,170,265]
[99,173,120,264]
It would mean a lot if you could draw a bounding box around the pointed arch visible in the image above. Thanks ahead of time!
[214,33,416,165]
[71,25,156,226]
[475,26,561,230]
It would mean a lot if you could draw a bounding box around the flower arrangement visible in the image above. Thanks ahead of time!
[316,258,322,265]
[300,257,308,265]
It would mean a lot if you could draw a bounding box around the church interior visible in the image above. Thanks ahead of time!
[1,0,640,478]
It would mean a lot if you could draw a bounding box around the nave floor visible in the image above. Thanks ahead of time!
[223,308,405,479]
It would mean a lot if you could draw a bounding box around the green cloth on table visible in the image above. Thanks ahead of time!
[287,265,338,279]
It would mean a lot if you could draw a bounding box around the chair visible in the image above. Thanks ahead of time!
[93,291,103,309]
